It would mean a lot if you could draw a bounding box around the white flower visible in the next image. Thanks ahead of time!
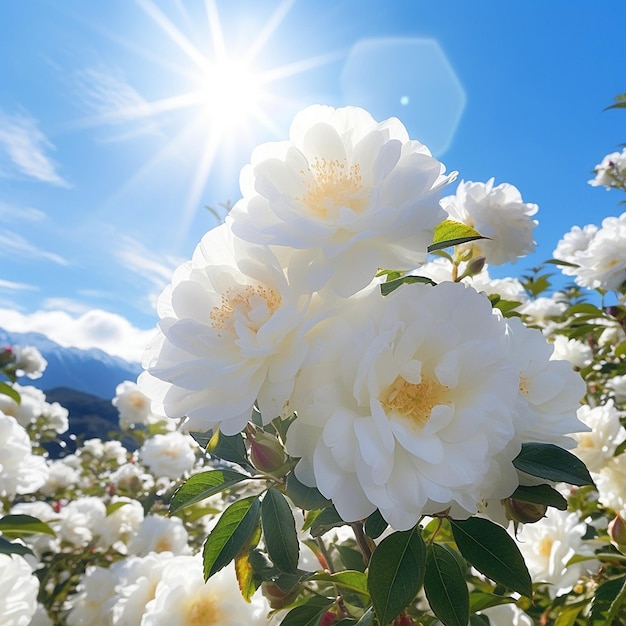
[139,431,196,479]
[110,461,155,493]
[479,604,533,626]
[572,401,626,473]
[10,501,60,557]
[518,296,567,326]
[287,282,523,530]
[127,514,190,556]
[13,345,47,378]
[142,557,269,626]
[505,317,586,449]
[113,380,154,428]
[549,334,593,369]
[96,497,145,554]
[0,383,46,427]
[516,508,599,597]
[229,104,454,297]
[596,453,626,520]
[102,440,129,464]
[139,223,311,435]
[40,458,80,495]
[0,554,39,626]
[441,178,538,265]
[589,148,626,190]
[40,401,69,433]
[0,412,49,497]
[67,565,117,626]
[553,224,598,274]
[30,604,53,626]
[608,374,626,404]
[58,496,107,547]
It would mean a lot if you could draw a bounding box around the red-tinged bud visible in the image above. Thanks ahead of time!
[504,498,547,524]
[0,346,14,367]
[260,582,299,610]
[466,256,486,277]
[609,515,626,553]
[106,483,116,496]
[319,611,338,626]
[393,611,414,626]
[249,430,287,475]
[52,501,62,513]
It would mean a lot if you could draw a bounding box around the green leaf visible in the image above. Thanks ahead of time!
[285,473,331,510]
[0,535,34,556]
[614,341,626,360]
[0,514,55,537]
[380,275,436,296]
[335,544,367,573]
[309,505,348,538]
[367,524,426,625]
[513,443,594,486]
[510,483,568,510]
[203,495,261,580]
[365,509,388,540]
[424,543,469,626]
[106,501,129,516]
[469,591,514,613]
[0,381,20,404]
[604,93,626,111]
[261,488,300,574]
[450,517,532,597]
[235,521,262,602]
[554,600,589,626]
[353,608,374,626]
[546,257,580,269]
[279,595,334,626]
[170,469,251,514]
[590,574,626,625]
[308,571,369,597]
[207,430,250,467]
[429,220,486,253]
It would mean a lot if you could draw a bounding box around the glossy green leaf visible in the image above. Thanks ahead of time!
[367,524,426,625]
[469,591,515,613]
[353,608,374,626]
[262,488,299,574]
[309,505,348,538]
[309,570,369,597]
[554,600,588,626]
[365,509,387,540]
[235,521,262,602]
[590,574,626,625]
[203,495,260,580]
[450,517,532,597]
[429,220,485,253]
[513,443,594,486]
[0,381,20,404]
[0,514,55,537]
[170,469,251,514]
[510,483,568,510]
[380,274,436,296]
[279,595,333,626]
[285,473,331,510]
[424,543,469,626]
[0,535,33,556]
[207,430,250,467]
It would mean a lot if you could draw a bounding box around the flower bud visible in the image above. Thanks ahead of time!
[504,498,547,524]
[249,430,287,475]
[609,515,626,553]
[319,611,338,626]
[393,611,414,626]
[0,346,14,367]
[261,582,299,610]
[466,256,486,277]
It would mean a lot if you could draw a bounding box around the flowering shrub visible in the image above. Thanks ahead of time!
[3,99,626,625]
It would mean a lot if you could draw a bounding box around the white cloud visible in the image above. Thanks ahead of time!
[74,66,163,142]
[0,278,37,291]
[0,308,156,363]
[0,201,46,222]
[0,110,70,187]
[0,230,68,265]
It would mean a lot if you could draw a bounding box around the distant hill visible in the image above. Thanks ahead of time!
[0,328,141,399]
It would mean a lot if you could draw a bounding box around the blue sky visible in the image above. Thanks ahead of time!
[2,0,625,361]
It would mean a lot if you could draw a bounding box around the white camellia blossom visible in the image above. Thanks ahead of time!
[479,604,533,626]
[287,281,523,530]
[0,383,46,427]
[608,374,626,404]
[228,104,455,297]
[553,224,598,275]
[141,557,269,626]
[127,514,190,556]
[58,496,107,547]
[441,178,538,265]
[13,345,47,379]
[66,565,117,626]
[596,453,626,520]
[589,148,626,190]
[138,431,196,479]
[139,223,312,435]
[0,412,49,497]
[516,508,599,598]
[113,380,155,428]
[549,334,593,369]
[0,554,40,626]
[572,401,626,473]
[96,496,145,554]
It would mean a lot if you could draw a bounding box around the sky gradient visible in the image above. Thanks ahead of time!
[2,1,626,361]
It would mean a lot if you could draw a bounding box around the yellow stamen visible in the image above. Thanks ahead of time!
[210,284,281,331]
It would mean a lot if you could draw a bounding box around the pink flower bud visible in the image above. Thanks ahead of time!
[504,498,547,524]
[609,515,626,553]
[393,611,414,626]
[249,430,287,475]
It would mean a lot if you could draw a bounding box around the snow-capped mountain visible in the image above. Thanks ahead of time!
[0,328,142,399]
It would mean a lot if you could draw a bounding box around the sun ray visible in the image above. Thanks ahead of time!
[256,50,346,84]
[244,0,297,64]
[204,0,227,61]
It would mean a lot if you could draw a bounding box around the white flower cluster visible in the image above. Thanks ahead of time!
[589,148,626,190]
[554,212,626,292]
[140,105,585,532]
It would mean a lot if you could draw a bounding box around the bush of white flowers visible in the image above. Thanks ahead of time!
[3,96,626,625]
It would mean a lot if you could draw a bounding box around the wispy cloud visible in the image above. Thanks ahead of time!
[0,307,155,362]
[0,230,68,265]
[0,200,46,223]
[0,278,37,291]
[0,109,70,187]
[73,66,163,142]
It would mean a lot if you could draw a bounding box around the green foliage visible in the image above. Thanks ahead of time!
[429,219,486,253]
[261,488,300,574]
[510,483,568,510]
[513,442,594,486]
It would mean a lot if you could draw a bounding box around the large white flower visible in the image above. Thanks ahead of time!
[139,431,196,480]
[228,104,454,297]
[127,514,190,556]
[113,380,155,428]
[142,557,269,626]
[139,223,311,435]
[58,496,107,547]
[0,412,48,497]
[516,508,599,597]
[441,178,538,265]
[553,224,598,275]
[287,281,523,530]
[0,554,39,626]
